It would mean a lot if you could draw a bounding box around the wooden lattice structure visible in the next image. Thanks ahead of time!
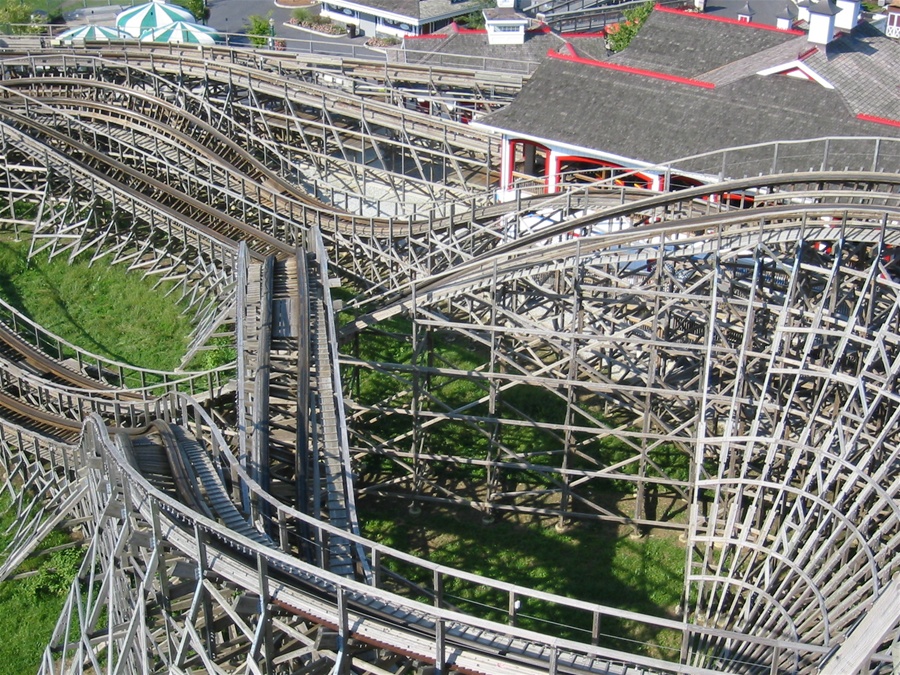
[0,42,897,674]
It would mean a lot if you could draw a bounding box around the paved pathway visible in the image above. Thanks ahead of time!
[208,0,293,36]
[61,0,381,57]
[207,0,381,57]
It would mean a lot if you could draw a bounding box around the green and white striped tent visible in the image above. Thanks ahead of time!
[116,1,194,38]
[54,24,129,44]
[140,21,220,44]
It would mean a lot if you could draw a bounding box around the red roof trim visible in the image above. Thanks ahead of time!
[654,4,806,34]
[797,46,818,60]
[404,33,447,39]
[857,113,900,129]
[563,30,607,38]
[547,50,716,89]
[783,67,809,79]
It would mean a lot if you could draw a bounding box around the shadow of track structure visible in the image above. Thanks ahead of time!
[0,41,897,674]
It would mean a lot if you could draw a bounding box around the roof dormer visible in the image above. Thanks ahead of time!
[887,0,900,39]
[834,0,861,30]
[807,0,840,45]
[776,1,798,30]
[483,7,529,45]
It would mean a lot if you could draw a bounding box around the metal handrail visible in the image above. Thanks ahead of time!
[154,394,830,671]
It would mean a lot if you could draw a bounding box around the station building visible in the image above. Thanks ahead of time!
[319,0,486,38]
[470,1,900,198]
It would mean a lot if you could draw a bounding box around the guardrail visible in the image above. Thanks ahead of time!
[0,295,235,397]
[136,391,832,672]
[504,136,900,197]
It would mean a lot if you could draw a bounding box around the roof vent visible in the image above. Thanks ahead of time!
[776,0,798,30]
[807,0,840,44]
[834,0,861,30]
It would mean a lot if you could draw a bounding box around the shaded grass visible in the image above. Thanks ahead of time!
[0,496,83,675]
[361,497,686,659]
[348,314,691,656]
[0,236,192,370]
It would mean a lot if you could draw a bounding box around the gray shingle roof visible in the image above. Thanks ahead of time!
[698,33,810,85]
[483,7,527,20]
[479,8,900,175]
[608,8,802,78]
[480,55,900,171]
[565,36,610,61]
[803,22,900,120]
[808,0,840,16]
[418,0,483,21]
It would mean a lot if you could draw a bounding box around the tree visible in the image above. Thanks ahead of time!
[605,0,653,53]
[172,0,209,22]
[0,0,43,35]
[456,0,495,29]
[246,13,274,47]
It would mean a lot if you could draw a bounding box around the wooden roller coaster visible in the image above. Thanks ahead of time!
[0,41,898,675]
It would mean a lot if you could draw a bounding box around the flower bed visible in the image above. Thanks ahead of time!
[365,36,401,47]
[289,11,348,35]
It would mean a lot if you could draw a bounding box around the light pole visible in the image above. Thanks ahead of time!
[268,17,275,48]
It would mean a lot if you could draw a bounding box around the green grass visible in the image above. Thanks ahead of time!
[346,316,693,497]
[0,232,204,671]
[0,232,194,672]
[347,312,691,658]
[0,235,192,370]
[361,497,686,659]
[0,241,690,663]
[0,497,83,675]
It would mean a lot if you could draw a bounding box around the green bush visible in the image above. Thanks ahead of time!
[172,0,207,21]
[0,0,45,34]
[20,546,83,599]
[245,13,274,47]
[292,8,314,23]
[196,336,237,370]
[0,497,84,674]
[606,0,653,53]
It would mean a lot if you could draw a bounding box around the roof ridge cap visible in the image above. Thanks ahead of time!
[547,50,715,88]
[654,4,806,34]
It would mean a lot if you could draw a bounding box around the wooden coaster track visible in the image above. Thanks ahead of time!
[0,43,897,674]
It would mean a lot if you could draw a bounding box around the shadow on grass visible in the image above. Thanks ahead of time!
[0,236,191,369]
[359,495,686,660]
[0,240,29,318]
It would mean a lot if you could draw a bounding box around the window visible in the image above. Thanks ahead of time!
[379,16,413,30]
